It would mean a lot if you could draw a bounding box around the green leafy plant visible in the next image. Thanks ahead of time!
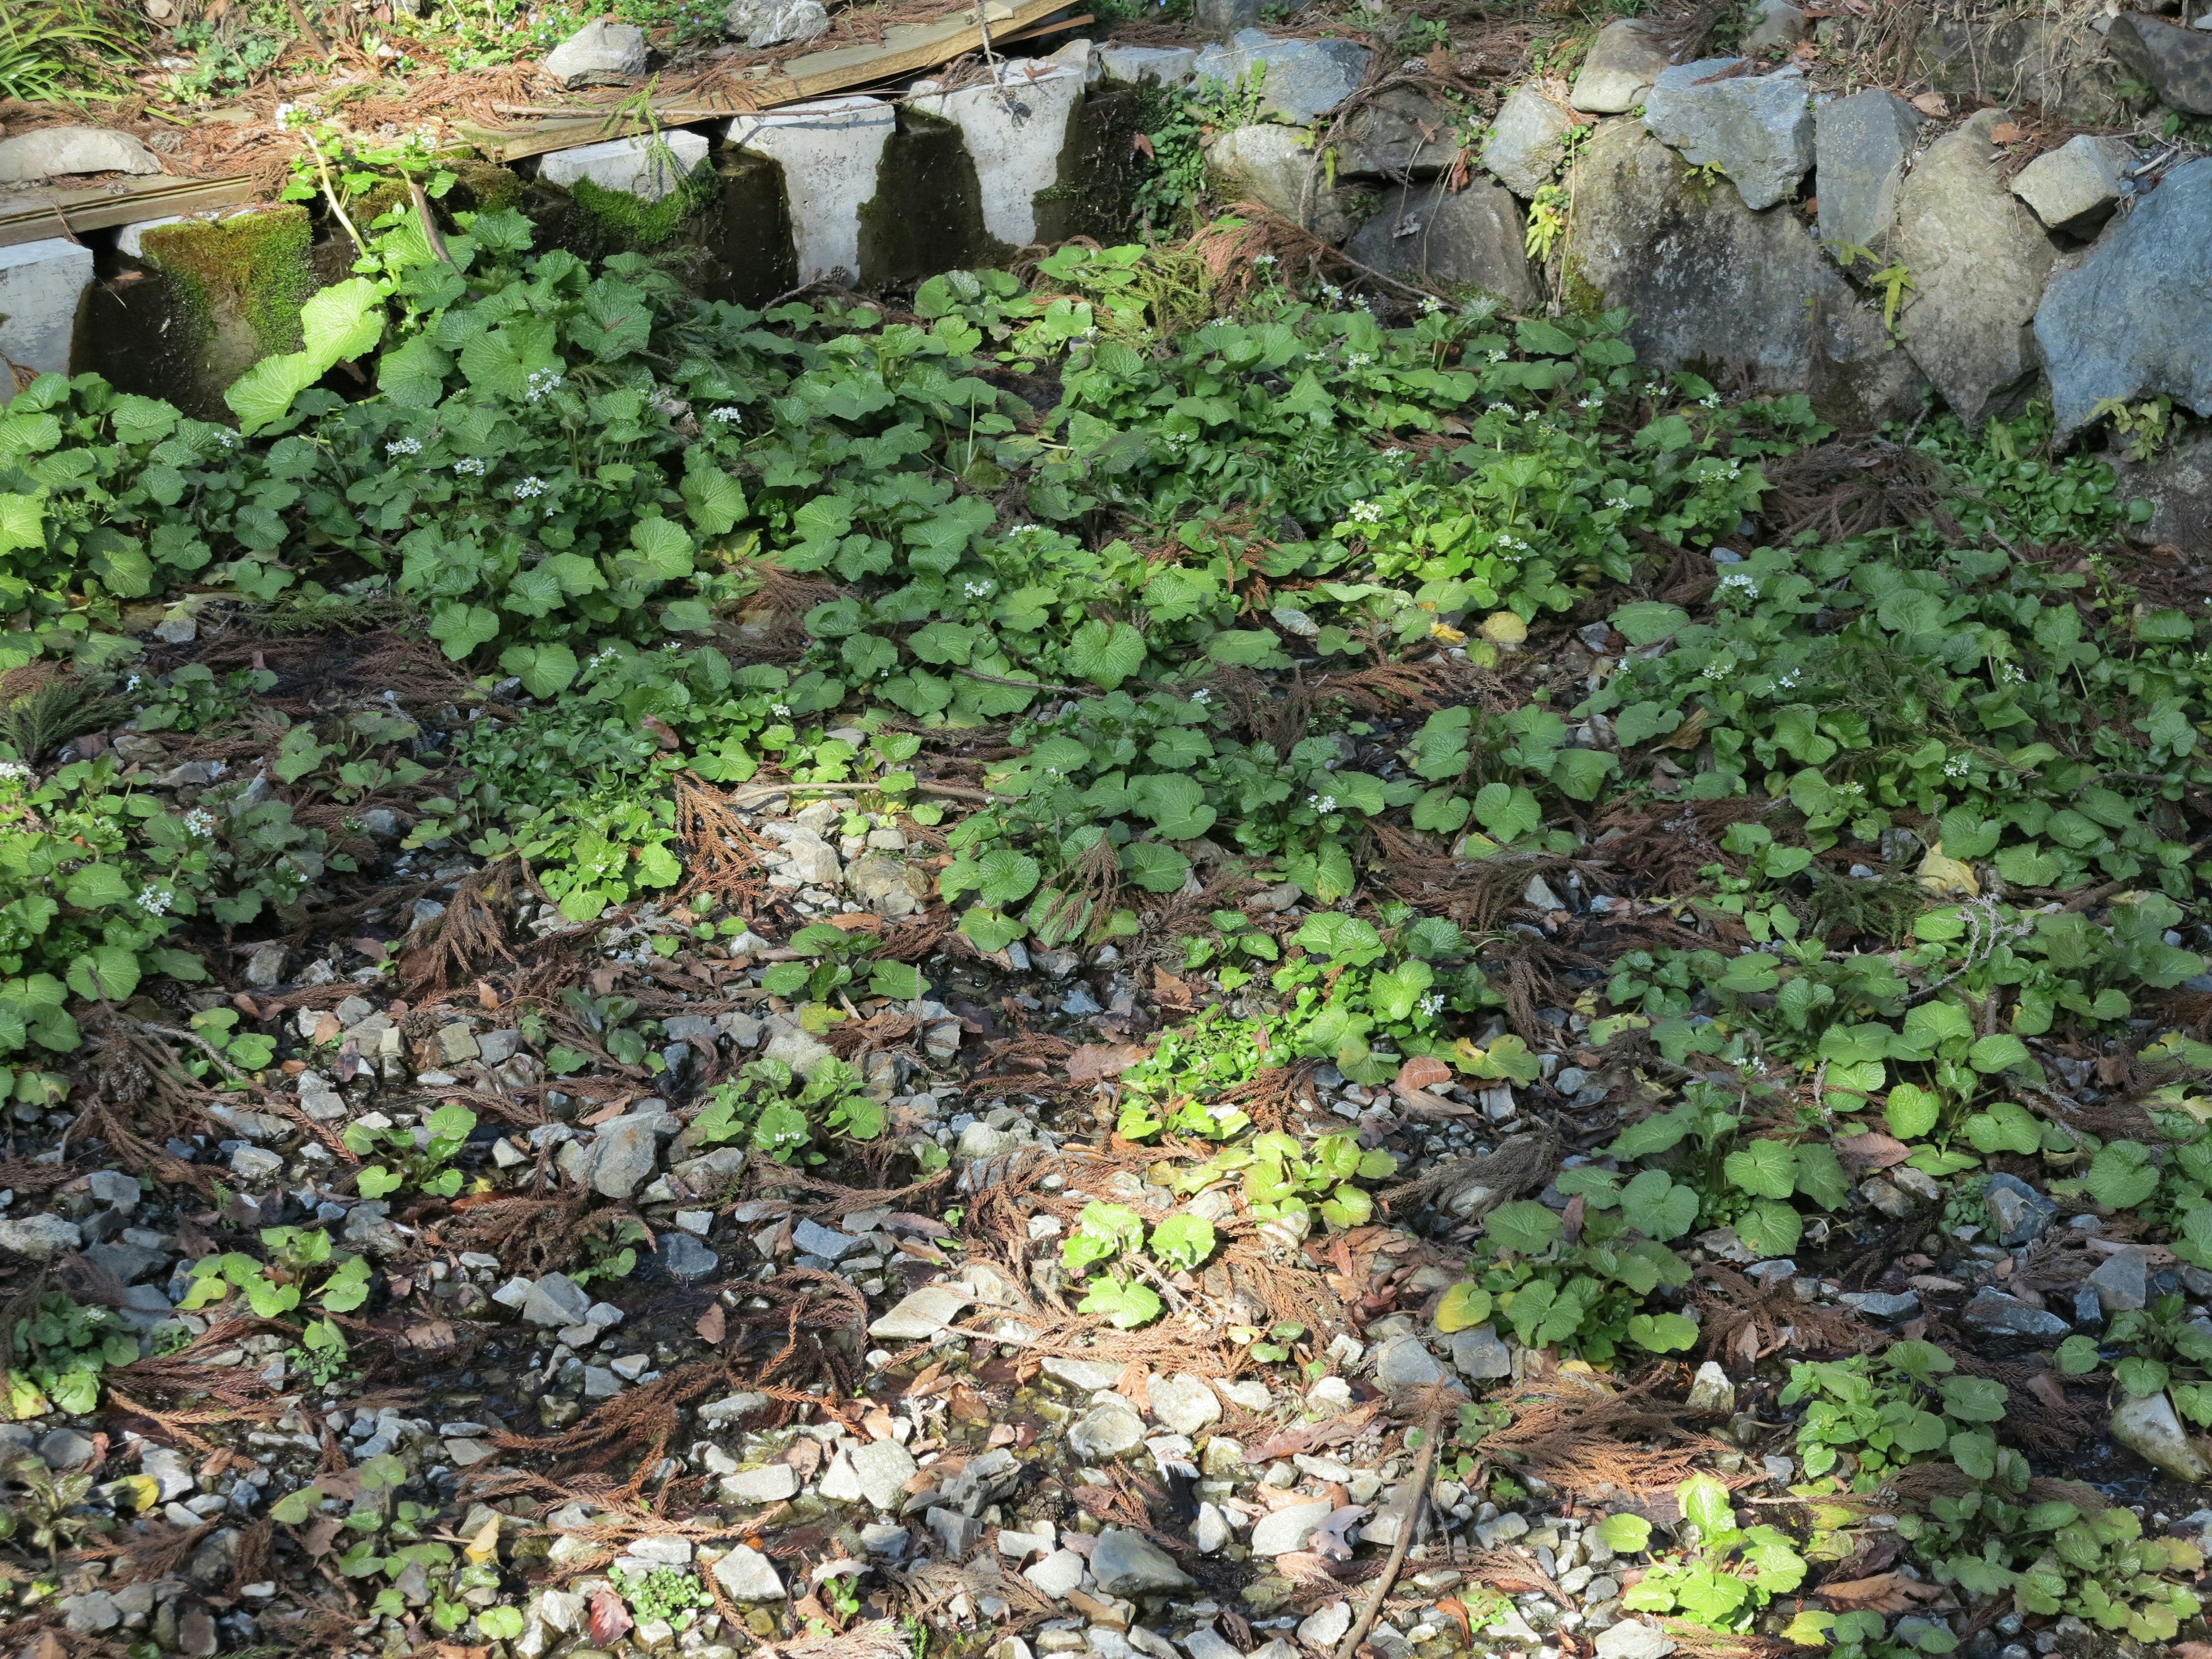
[1622,1471,1806,1630]
[689,1056,884,1165]
[3,1292,139,1418]
[344,1102,478,1199]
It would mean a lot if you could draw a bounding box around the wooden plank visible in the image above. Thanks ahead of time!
[457,0,1070,162]
[0,174,263,251]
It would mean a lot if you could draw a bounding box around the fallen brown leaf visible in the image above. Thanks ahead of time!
[302,1515,343,1558]
[1394,1055,1453,1096]
[1835,1130,1913,1171]
[1067,1042,1152,1085]
[589,1587,634,1645]
[1911,90,1948,116]
[1906,1275,1964,1293]
[2025,1372,2068,1412]
[1819,1571,1946,1612]
[779,1438,823,1480]
[1988,121,2024,144]
[2172,1643,2212,1659]
[695,1303,726,1344]
[1115,1362,1152,1414]
[947,1386,991,1425]
[641,715,681,749]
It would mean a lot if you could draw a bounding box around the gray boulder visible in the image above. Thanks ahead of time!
[1562,120,1925,427]
[2036,157,2212,438]
[519,1272,593,1328]
[1813,89,1920,256]
[1962,1287,2069,1339]
[1205,124,1366,240]
[1642,58,1813,211]
[2110,1389,2211,1482]
[559,1109,672,1200]
[543,19,648,88]
[1068,1399,1147,1461]
[1343,179,1536,309]
[1336,89,1455,181]
[2111,429,2212,555]
[1984,1172,2058,1245]
[722,0,827,48]
[1482,84,1577,198]
[1090,1528,1195,1595]
[1891,109,2056,424]
[0,1214,82,1263]
[2011,134,2133,235]
[1192,29,1370,126]
[2105,12,2212,117]
[1571,19,1672,114]
[0,127,161,183]
[713,1543,787,1600]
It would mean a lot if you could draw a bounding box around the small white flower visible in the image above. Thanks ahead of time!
[1719,573,1758,599]
[513,476,547,500]
[1942,756,1971,778]
[214,429,238,449]
[184,808,217,837]
[1348,500,1384,525]
[709,406,744,423]
[135,885,173,916]
[453,457,488,476]
[1418,296,1443,315]
[124,672,143,693]
[1486,350,1507,364]
[1700,393,1721,409]
[0,762,31,783]
[1486,401,1516,415]
[1255,253,1278,266]
[1420,993,1445,1016]
[1190,688,1210,705]
[2001,662,2027,685]
[1577,396,1604,409]
[1702,657,1736,681]
[385,436,422,457]
[1775,669,1801,691]
[963,580,994,598]
[524,369,565,403]
[1307,793,1336,813]
[771,703,793,718]
[1346,351,1374,369]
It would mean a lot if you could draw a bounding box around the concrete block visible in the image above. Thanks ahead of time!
[0,238,94,389]
[728,96,896,283]
[540,130,710,204]
[908,62,1084,249]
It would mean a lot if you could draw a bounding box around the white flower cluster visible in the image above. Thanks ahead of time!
[454,457,488,476]
[1718,572,1759,599]
[1774,669,1802,691]
[1421,993,1446,1016]
[1307,793,1337,813]
[1191,687,1210,705]
[385,436,422,458]
[184,808,217,837]
[1486,401,1516,415]
[1348,500,1384,525]
[135,885,173,916]
[1418,296,1443,315]
[1942,755,1971,778]
[709,407,744,424]
[1702,657,1736,680]
[513,476,547,500]
[1254,253,1278,267]
[1577,395,1604,409]
[2000,662,2028,685]
[963,579,994,599]
[0,762,32,783]
[524,368,565,402]
[1346,351,1374,369]
[213,429,238,449]
[771,703,793,718]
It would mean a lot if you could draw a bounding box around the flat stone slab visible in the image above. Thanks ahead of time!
[1192,29,1370,124]
[1483,82,1577,197]
[1813,89,1919,256]
[1643,56,1813,211]
[544,18,647,88]
[0,127,160,183]
[2011,132,2133,235]
[868,1283,972,1341]
[1099,44,1198,86]
[539,130,710,204]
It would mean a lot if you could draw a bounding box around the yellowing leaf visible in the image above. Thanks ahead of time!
[1916,841,1979,897]
[1434,1281,1493,1334]
[465,1512,502,1566]
[1481,611,1528,645]
[1429,620,1467,644]
[111,1475,161,1514]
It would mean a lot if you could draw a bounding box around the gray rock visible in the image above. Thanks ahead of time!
[1194,1502,1232,1554]
[1343,179,1537,308]
[1594,1619,1676,1659]
[1448,1323,1513,1380]
[1483,83,1577,197]
[1813,89,1920,256]
[543,18,648,88]
[713,1543,787,1600]
[1205,125,1364,241]
[1043,1356,1125,1392]
[793,1218,859,1260]
[1090,1527,1196,1595]
[763,1022,835,1079]
[721,1463,800,1503]
[1297,1601,1353,1649]
[62,1591,119,1633]
[656,1233,718,1281]
[1684,1361,1735,1412]
[929,1506,986,1558]
[1025,1547,1088,1598]
[1069,1400,1147,1461]
[1248,1499,1332,1556]
[569,1111,669,1200]
[1743,0,1803,56]
[1099,44,1199,87]
[39,1427,96,1468]
[1562,119,1925,427]
[846,853,926,918]
[2088,1247,2151,1315]
[0,127,162,183]
[188,1526,241,1589]
[2110,1389,2211,1482]
[2036,156,2212,439]
[1891,108,2056,424]
[142,1446,196,1500]
[1183,1630,1242,1659]
[848,1438,918,1509]
[1840,1290,1921,1321]
[1571,19,1673,113]
[1642,58,1813,212]
[1474,1509,1530,1547]
[1963,1287,2070,1339]
[1192,29,1370,126]
[1147,1373,1222,1437]
[0,1214,82,1262]
[1194,0,1257,39]
[243,942,288,987]
[87,1171,139,1211]
[1337,89,1455,181]
[2110,427,2212,556]
[1984,1172,2058,1246]
[2010,134,2133,235]
[520,1272,593,1328]
[774,825,842,887]
[1373,1335,1448,1391]
[2106,12,2212,116]
[722,0,827,48]
[230,1145,283,1183]
[870,1284,973,1341]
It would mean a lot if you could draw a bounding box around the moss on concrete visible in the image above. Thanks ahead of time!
[571,158,719,251]
[139,204,317,363]
[858,107,997,285]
